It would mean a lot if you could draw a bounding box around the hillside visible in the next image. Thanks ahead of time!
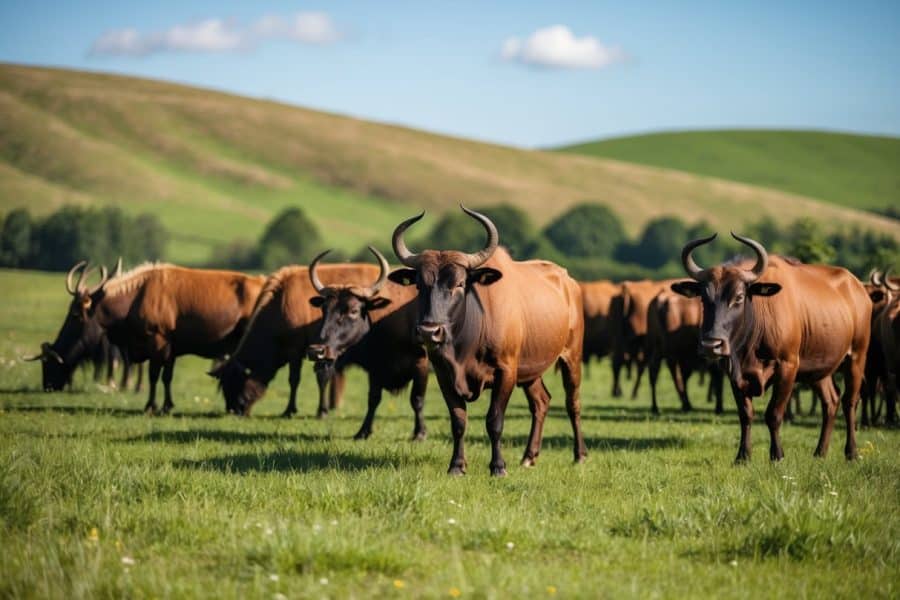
[1,64,897,265]
[558,130,900,214]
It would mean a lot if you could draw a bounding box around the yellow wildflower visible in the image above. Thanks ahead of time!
[449,587,462,597]
[547,586,557,595]
[88,527,99,542]
[393,579,406,589]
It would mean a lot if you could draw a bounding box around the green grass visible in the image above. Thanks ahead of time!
[1,269,898,598]
[558,130,900,213]
[2,64,898,268]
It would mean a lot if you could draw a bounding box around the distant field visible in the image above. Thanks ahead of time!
[558,130,900,213]
[1,269,898,598]
[2,64,898,266]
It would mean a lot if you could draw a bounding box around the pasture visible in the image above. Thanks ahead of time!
[1,268,898,599]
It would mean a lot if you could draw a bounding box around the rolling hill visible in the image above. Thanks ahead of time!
[558,130,900,213]
[1,64,897,265]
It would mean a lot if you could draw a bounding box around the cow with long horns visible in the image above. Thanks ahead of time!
[388,207,586,476]
[305,247,430,440]
[211,261,383,417]
[35,260,266,414]
[672,233,871,462]
[870,271,899,424]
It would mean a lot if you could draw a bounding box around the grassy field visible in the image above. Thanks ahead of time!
[1,268,898,598]
[558,130,900,213]
[2,64,898,267]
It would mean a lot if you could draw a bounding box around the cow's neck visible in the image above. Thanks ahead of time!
[429,288,488,400]
[728,300,771,396]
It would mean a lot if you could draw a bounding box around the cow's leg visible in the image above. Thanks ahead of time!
[647,351,662,414]
[630,356,645,400]
[559,358,587,464]
[444,391,468,476]
[860,364,876,427]
[485,369,515,476]
[884,372,899,425]
[409,356,429,441]
[732,382,754,463]
[764,362,797,461]
[144,358,162,414]
[315,363,331,418]
[520,378,551,467]
[282,357,301,418]
[679,363,694,411]
[329,368,346,411]
[611,352,624,397]
[667,357,692,412]
[841,354,866,459]
[133,362,143,393]
[354,372,382,440]
[119,353,130,391]
[106,347,118,389]
[711,366,724,415]
[812,377,839,457]
[160,357,176,415]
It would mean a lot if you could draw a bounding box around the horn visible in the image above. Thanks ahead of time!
[308,249,331,294]
[869,269,883,287]
[113,257,123,279]
[885,267,899,292]
[731,232,769,283]
[86,265,109,296]
[42,342,64,364]
[460,205,499,269]
[365,246,390,295]
[65,261,88,295]
[680,233,717,281]
[391,212,425,267]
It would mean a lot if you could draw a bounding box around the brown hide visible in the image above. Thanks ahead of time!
[618,278,680,398]
[579,280,620,364]
[874,290,900,423]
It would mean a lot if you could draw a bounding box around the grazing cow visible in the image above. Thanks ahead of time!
[305,247,430,440]
[212,263,381,417]
[871,274,900,424]
[36,261,266,414]
[388,207,586,476]
[619,279,681,399]
[672,233,871,462]
[646,288,724,414]
[580,280,630,396]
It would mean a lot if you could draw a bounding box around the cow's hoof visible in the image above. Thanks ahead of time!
[574,454,587,464]
[316,411,328,420]
[490,466,508,477]
[353,430,371,440]
[280,411,295,419]
[447,466,466,476]
[411,431,427,442]
[681,404,693,412]
[520,456,536,468]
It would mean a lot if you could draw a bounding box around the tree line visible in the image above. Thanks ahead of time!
[3,203,898,280]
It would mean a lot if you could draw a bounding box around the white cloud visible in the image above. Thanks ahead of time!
[501,25,625,70]
[90,12,341,57]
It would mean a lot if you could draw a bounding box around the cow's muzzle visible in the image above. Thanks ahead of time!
[307,344,337,361]
[700,337,729,358]
[417,323,446,345]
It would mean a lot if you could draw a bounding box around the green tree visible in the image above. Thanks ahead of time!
[424,204,536,257]
[258,207,323,271]
[786,218,835,264]
[620,216,688,269]
[0,209,33,268]
[544,203,626,258]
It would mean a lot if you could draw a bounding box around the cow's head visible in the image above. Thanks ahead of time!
[307,246,391,363]
[388,206,502,349]
[26,260,113,390]
[671,233,781,359]
[867,268,898,307]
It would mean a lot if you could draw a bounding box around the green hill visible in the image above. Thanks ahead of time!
[1,64,897,265]
[558,130,900,213]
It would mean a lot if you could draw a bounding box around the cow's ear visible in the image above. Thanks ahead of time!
[367,296,392,311]
[671,281,702,298]
[468,268,502,286]
[748,282,782,297]
[388,268,417,286]
[869,290,886,304]
[309,296,326,307]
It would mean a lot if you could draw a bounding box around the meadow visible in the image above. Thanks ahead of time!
[1,268,898,599]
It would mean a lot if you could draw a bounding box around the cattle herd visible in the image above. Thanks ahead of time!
[24,207,900,474]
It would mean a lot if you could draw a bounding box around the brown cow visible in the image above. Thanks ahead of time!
[305,247,430,440]
[388,207,586,476]
[580,280,630,396]
[212,263,380,417]
[872,274,900,424]
[672,233,871,462]
[646,288,724,414]
[36,262,266,414]
[619,279,680,399]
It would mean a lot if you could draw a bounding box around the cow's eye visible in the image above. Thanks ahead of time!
[733,294,745,305]
[349,308,361,318]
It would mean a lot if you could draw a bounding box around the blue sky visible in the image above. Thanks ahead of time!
[1,1,898,147]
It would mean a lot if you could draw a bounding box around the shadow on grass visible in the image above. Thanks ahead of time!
[123,429,332,445]
[174,448,417,474]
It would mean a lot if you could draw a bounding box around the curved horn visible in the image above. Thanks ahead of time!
[42,342,64,364]
[731,232,769,283]
[113,257,123,279]
[308,249,331,294]
[22,351,43,362]
[65,260,88,295]
[86,266,109,296]
[364,246,390,296]
[869,269,883,287]
[680,233,717,281]
[885,267,899,292]
[460,205,499,269]
[391,212,425,267]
